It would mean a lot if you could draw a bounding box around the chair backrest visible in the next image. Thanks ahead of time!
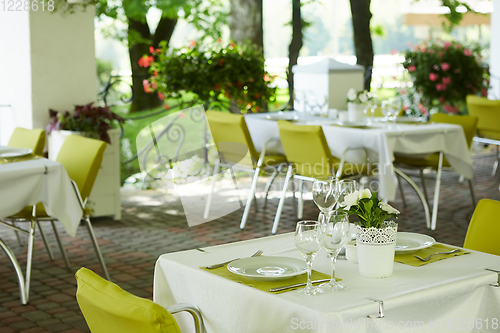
[463,199,500,256]
[76,268,181,333]
[56,135,106,201]
[8,128,46,156]
[277,120,334,177]
[466,95,500,140]
[206,110,258,166]
[430,113,478,148]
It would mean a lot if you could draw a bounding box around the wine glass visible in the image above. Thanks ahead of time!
[381,100,393,122]
[295,221,323,295]
[319,211,350,291]
[337,179,358,209]
[390,97,402,121]
[312,176,338,225]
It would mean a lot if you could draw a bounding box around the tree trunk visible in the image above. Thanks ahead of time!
[349,0,374,91]
[128,18,161,113]
[287,0,303,109]
[229,0,263,53]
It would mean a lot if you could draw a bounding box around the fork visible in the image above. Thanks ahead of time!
[413,249,460,262]
[204,250,263,269]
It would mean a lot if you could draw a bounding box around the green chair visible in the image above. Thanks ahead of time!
[463,199,500,256]
[7,127,46,156]
[0,135,110,304]
[394,113,478,230]
[272,120,369,234]
[76,267,204,333]
[204,111,287,229]
[466,95,500,178]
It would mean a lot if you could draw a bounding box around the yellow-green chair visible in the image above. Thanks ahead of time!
[463,199,500,256]
[0,135,110,304]
[204,111,287,229]
[76,267,204,333]
[272,120,369,234]
[8,127,46,156]
[394,113,478,230]
[466,95,500,177]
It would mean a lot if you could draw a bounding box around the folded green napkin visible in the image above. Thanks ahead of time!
[200,263,333,294]
[395,243,470,267]
[0,154,42,165]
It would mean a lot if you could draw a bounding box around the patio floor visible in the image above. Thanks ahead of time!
[1,153,500,332]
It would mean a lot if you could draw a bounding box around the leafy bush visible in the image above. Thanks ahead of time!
[402,40,489,114]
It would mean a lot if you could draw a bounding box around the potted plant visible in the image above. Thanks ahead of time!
[346,88,370,122]
[140,41,277,113]
[340,189,399,278]
[402,39,489,114]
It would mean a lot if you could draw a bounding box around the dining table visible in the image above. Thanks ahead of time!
[0,146,82,304]
[153,233,500,333]
[244,112,474,230]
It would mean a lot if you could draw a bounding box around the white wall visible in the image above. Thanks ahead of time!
[0,6,96,144]
[490,0,500,99]
[0,11,33,144]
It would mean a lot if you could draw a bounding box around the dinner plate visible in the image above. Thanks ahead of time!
[395,117,427,123]
[0,148,33,159]
[396,232,435,254]
[227,256,307,281]
[265,112,298,121]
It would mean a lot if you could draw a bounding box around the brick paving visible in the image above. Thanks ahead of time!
[1,154,500,332]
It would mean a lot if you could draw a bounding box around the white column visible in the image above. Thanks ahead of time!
[0,6,97,145]
[490,0,500,99]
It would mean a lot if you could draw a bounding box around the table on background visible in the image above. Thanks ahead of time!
[154,233,500,333]
[244,113,472,202]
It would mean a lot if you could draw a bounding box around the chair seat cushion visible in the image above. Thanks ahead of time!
[9,203,88,220]
[76,268,181,333]
[261,154,287,167]
[477,131,500,142]
[394,153,451,169]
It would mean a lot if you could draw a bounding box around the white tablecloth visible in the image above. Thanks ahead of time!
[154,233,500,333]
[0,153,82,237]
[244,114,473,201]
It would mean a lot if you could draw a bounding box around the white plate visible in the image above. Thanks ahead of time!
[396,232,435,254]
[227,256,307,281]
[265,112,298,121]
[0,148,33,158]
[395,117,427,123]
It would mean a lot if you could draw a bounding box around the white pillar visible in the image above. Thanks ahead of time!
[490,0,500,99]
[0,6,97,145]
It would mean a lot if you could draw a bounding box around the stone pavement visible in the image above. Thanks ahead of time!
[1,154,500,332]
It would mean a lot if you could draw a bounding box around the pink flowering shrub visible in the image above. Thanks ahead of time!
[403,40,489,114]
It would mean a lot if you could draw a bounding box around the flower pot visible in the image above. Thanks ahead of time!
[347,102,366,122]
[355,221,398,278]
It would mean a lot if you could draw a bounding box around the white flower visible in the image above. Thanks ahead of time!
[358,91,368,103]
[340,190,359,209]
[379,201,400,215]
[347,88,357,102]
[358,188,372,200]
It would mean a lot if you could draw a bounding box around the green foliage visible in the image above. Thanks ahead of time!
[340,189,399,229]
[402,39,489,114]
[143,41,277,113]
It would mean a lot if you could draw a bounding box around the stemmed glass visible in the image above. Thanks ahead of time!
[381,100,393,122]
[312,176,338,225]
[295,221,323,295]
[337,179,358,208]
[319,211,350,291]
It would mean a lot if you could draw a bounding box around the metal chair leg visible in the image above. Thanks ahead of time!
[493,146,499,176]
[228,167,244,207]
[36,221,55,261]
[24,219,36,304]
[420,169,429,206]
[468,179,476,207]
[430,152,444,231]
[50,220,71,272]
[11,221,23,246]
[297,179,304,219]
[240,165,261,230]
[263,165,282,209]
[84,216,110,281]
[396,173,407,207]
[272,165,293,234]
[0,238,28,305]
[394,167,431,229]
[203,158,220,219]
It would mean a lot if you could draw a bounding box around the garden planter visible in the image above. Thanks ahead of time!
[355,221,398,278]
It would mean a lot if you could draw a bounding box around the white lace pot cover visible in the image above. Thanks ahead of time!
[355,221,398,278]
